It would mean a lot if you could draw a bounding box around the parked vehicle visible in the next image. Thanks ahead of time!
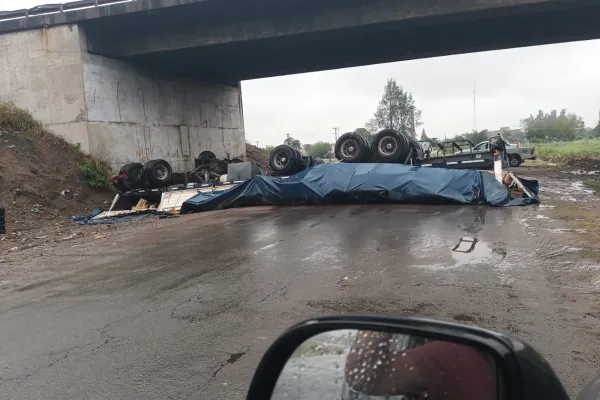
[455,140,536,167]
[246,315,591,400]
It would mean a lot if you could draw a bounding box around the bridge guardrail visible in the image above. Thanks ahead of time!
[0,0,135,22]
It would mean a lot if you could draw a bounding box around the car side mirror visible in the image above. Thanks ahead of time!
[246,315,569,400]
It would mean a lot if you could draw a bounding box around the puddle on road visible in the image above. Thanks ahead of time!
[451,238,494,265]
[407,236,500,271]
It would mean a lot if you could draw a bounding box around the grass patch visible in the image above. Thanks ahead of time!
[536,139,600,164]
[79,160,111,188]
[0,101,108,188]
[583,181,600,196]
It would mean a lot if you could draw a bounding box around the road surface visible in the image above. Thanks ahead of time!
[1,202,599,398]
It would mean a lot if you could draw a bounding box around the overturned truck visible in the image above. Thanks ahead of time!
[333,129,508,170]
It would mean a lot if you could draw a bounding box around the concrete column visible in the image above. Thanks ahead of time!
[0,24,246,172]
[0,24,90,152]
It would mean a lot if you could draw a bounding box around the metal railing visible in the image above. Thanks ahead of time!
[0,0,135,22]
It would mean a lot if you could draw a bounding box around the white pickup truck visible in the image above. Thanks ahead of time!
[456,141,536,167]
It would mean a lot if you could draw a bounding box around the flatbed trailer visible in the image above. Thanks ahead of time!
[415,137,508,170]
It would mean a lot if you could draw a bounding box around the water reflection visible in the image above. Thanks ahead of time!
[272,329,497,400]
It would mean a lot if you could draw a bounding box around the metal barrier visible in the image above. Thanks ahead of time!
[0,0,135,22]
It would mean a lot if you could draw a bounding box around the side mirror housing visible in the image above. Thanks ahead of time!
[246,315,569,400]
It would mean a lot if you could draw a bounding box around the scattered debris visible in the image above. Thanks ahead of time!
[60,189,74,200]
[569,170,600,176]
[60,233,79,241]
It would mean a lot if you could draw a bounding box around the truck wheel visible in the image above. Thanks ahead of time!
[144,159,173,188]
[269,145,299,175]
[197,151,217,165]
[509,155,522,167]
[335,132,370,162]
[372,129,410,163]
[119,163,145,191]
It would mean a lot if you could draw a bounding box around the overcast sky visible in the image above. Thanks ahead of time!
[3,0,600,146]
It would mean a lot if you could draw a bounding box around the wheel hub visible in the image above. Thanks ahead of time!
[379,136,398,156]
[155,165,167,179]
[340,139,359,159]
[274,152,289,169]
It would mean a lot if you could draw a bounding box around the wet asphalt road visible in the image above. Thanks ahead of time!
[1,204,600,399]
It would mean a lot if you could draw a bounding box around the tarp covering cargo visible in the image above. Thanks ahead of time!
[180,163,538,214]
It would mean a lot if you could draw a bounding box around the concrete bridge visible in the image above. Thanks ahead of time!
[1,0,599,171]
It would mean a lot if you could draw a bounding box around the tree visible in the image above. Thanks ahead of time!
[264,145,275,153]
[521,109,585,142]
[366,78,422,137]
[284,136,302,151]
[354,127,373,141]
[302,144,313,154]
[594,110,600,138]
[308,141,332,159]
[460,130,489,144]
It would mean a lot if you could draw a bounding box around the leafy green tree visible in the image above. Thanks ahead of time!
[302,144,312,154]
[284,136,302,151]
[308,141,333,159]
[522,109,584,142]
[594,110,600,138]
[461,130,489,144]
[420,129,440,144]
[366,78,422,137]
[354,127,373,141]
[264,145,275,153]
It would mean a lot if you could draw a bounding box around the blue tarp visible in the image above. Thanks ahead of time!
[71,209,153,225]
[180,163,539,214]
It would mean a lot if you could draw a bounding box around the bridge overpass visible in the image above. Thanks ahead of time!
[1,0,600,170]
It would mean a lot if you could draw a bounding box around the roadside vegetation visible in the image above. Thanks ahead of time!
[535,139,600,164]
[0,102,110,187]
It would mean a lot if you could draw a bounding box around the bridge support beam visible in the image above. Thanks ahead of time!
[0,24,245,172]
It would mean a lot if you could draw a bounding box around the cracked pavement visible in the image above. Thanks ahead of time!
[1,203,600,398]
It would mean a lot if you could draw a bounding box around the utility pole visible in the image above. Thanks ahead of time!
[333,127,339,142]
[473,85,477,132]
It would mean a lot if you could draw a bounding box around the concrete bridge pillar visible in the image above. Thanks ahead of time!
[0,24,246,172]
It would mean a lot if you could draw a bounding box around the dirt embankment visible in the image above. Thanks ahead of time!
[0,105,113,250]
[245,143,269,170]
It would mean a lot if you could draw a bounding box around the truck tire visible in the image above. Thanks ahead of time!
[269,145,300,175]
[372,129,410,163]
[119,162,145,191]
[301,155,325,169]
[335,132,371,163]
[197,151,217,165]
[144,159,173,188]
[509,154,522,167]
